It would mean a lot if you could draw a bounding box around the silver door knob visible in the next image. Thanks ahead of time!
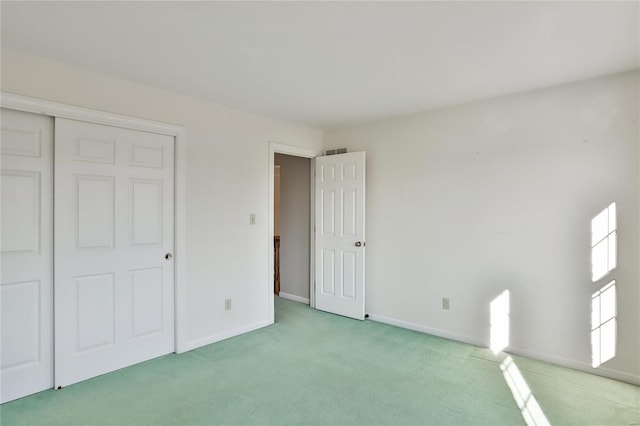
[355,242,362,247]
[165,253,173,260]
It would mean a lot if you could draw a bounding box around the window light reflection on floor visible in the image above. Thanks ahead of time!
[500,356,551,426]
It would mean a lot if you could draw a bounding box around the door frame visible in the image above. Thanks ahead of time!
[1,92,189,353]
[268,142,321,323]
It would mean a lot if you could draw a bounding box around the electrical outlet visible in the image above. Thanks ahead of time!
[443,298,450,310]
[249,214,256,225]
[225,298,232,311]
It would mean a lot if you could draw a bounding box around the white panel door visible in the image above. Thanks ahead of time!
[54,118,175,388]
[315,151,365,320]
[0,108,54,403]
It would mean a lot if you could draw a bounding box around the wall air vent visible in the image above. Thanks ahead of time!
[325,148,347,156]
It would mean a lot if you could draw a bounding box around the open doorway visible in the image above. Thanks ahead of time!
[274,154,311,305]
[267,143,320,325]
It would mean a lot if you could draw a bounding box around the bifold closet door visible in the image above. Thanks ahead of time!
[0,108,54,403]
[54,118,175,388]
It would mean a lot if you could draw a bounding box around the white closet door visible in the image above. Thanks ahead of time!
[1,108,54,403]
[54,118,175,388]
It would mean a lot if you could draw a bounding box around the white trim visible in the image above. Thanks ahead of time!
[368,312,640,386]
[279,292,310,305]
[173,130,188,353]
[182,320,271,352]
[506,346,640,386]
[367,313,486,347]
[268,142,321,324]
[1,92,182,136]
[1,92,189,354]
[309,159,316,309]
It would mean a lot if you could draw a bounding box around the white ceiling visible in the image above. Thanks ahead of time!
[2,1,638,129]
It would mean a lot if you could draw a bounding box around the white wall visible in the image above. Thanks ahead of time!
[2,47,638,384]
[325,71,640,384]
[274,154,310,301]
[0,48,323,349]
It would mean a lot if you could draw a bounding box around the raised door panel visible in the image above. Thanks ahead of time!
[130,268,163,338]
[320,163,336,182]
[74,136,115,164]
[1,126,41,158]
[341,252,357,300]
[1,171,40,255]
[321,249,335,295]
[341,188,357,237]
[76,176,115,249]
[130,143,163,169]
[342,161,357,182]
[131,179,163,246]
[1,281,41,370]
[75,274,115,352]
[321,190,335,236]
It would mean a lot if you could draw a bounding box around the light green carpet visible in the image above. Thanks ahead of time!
[1,296,638,425]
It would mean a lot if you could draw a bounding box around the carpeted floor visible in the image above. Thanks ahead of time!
[1,296,639,425]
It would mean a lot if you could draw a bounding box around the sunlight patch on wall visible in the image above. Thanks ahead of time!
[591,202,617,282]
[490,290,510,355]
[591,280,617,368]
[500,356,551,426]
[589,201,618,368]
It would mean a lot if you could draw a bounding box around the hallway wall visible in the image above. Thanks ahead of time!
[275,154,311,301]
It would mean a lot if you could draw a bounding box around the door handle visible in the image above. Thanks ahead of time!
[355,242,363,247]
[165,253,173,260]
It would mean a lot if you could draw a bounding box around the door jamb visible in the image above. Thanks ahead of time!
[268,142,321,323]
[1,92,189,353]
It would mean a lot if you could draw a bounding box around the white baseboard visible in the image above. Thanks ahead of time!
[505,346,640,386]
[278,292,310,305]
[367,313,486,347]
[367,313,640,386]
[182,319,271,352]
